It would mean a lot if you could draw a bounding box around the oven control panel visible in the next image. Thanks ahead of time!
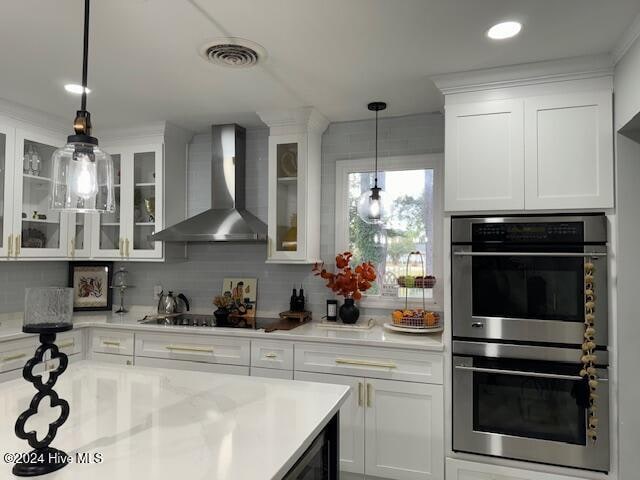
[471,222,583,243]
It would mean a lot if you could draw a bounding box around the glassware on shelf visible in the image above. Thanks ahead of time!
[23,145,32,174]
[23,287,74,333]
[30,145,41,177]
[144,197,155,222]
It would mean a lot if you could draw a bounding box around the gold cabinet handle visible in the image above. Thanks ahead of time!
[2,352,27,362]
[335,358,397,369]
[58,340,75,349]
[126,360,132,366]
[15,235,20,256]
[119,238,124,257]
[166,345,214,353]
[102,340,121,347]
[125,238,130,257]
[367,383,373,408]
[7,234,12,257]
[69,239,75,257]
[358,382,364,407]
[264,352,278,359]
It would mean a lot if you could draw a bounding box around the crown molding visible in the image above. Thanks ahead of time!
[0,97,67,135]
[257,107,329,134]
[97,121,169,146]
[612,12,640,65]
[430,54,613,96]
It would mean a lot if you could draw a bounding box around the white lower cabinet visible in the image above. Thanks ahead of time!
[446,458,584,480]
[365,379,443,480]
[295,372,443,480]
[294,372,365,476]
[92,352,134,366]
[250,367,293,380]
[136,356,249,375]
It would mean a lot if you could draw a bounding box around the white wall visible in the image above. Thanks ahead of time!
[615,35,640,131]
[614,33,640,480]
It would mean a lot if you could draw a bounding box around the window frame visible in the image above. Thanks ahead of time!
[334,153,444,310]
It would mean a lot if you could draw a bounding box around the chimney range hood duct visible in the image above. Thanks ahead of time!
[151,124,267,242]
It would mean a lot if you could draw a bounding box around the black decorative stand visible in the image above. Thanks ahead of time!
[13,324,72,477]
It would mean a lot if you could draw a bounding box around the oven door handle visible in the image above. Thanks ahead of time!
[454,365,608,382]
[452,251,606,258]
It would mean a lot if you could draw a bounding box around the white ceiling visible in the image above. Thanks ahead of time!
[0,0,638,132]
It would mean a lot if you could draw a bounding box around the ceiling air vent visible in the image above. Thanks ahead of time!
[199,37,266,68]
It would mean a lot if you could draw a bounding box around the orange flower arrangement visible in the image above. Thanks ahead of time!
[312,252,377,300]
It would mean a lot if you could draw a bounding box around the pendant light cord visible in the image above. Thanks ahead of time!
[80,0,90,112]
[374,109,379,188]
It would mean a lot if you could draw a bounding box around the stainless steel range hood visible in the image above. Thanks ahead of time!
[151,124,267,242]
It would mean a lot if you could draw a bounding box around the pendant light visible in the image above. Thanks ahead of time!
[51,0,114,213]
[357,102,388,224]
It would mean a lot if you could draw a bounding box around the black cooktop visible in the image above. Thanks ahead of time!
[139,313,278,330]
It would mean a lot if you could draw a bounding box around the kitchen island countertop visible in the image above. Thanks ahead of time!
[0,361,348,479]
[0,308,444,351]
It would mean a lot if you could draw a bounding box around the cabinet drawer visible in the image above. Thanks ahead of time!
[294,343,443,384]
[92,352,134,366]
[0,337,37,374]
[251,340,293,370]
[251,367,294,380]
[135,332,250,366]
[136,356,249,375]
[55,330,84,357]
[91,329,135,356]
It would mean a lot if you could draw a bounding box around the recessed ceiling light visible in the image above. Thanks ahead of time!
[64,83,91,94]
[487,21,522,40]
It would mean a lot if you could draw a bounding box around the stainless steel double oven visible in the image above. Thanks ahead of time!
[451,214,609,472]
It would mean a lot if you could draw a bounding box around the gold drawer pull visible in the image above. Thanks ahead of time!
[335,358,397,369]
[58,340,75,349]
[166,345,214,353]
[102,341,121,347]
[264,352,278,358]
[2,353,27,362]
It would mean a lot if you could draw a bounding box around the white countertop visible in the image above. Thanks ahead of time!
[0,361,348,479]
[0,308,444,351]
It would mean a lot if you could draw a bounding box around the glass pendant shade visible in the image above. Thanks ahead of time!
[50,141,115,212]
[357,187,388,225]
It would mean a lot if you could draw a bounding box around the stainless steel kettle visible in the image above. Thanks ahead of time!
[157,291,190,315]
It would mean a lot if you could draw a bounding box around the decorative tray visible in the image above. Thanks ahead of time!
[317,318,375,331]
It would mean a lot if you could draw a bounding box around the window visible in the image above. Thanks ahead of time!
[335,154,443,308]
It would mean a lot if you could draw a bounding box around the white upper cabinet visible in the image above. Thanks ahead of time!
[0,120,15,259]
[93,144,164,260]
[524,91,614,209]
[433,58,615,212]
[13,128,68,258]
[444,100,524,211]
[258,107,328,264]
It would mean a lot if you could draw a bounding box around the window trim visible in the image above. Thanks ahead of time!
[334,153,444,310]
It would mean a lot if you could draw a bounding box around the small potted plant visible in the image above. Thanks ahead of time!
[213,294,233,324]
[312,252,376,324]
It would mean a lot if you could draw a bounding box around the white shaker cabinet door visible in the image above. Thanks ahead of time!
[444,99,524,211]
[364,379,444,480]
[524,91,614,209]
[294,371,365,476]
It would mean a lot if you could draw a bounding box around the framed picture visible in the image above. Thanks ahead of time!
[222,278,257,304]
[68,262,113,311]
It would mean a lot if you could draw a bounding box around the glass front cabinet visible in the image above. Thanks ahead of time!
[92,144,163,260]
[261,107,328,264]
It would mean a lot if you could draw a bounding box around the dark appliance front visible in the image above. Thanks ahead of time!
[452,215,608,345]
[452,341,609,472]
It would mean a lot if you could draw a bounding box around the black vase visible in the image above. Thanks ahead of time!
[214,309,230,325]
[339,298,360,324]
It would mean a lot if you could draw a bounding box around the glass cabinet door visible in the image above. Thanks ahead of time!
[93,152,123,257]
[0,122,15,257]
[128,147,162,258]
[14,130,67,257]
[268,135,305,261]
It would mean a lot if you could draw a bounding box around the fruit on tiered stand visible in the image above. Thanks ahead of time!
[391,309,440,328]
